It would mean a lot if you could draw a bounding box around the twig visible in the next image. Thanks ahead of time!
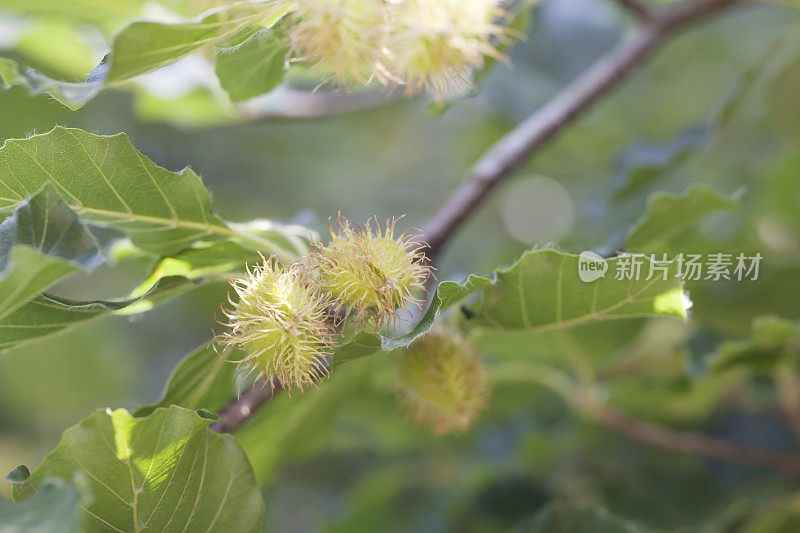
[612,0,656,22]
[210,376,281,433]
[211,0,743,434]
[422,0,742,259]
[580,396,800,475]
[777,365,800,444]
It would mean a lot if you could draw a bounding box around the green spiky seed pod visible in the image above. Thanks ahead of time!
[285,0,512,99]
[289,0,391,87]
[388,0,509,99]
[308,215,432,327]
[396,333,489,435]
[219,255,334,392]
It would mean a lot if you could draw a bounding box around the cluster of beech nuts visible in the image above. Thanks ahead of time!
[219,215,489,434]
[287,0,511,99]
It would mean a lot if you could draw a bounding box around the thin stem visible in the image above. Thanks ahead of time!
[496,367,800,476]
[579,394,800,475]
[777,365,800,444]
[210,376,281,433]
[612,0,656,22]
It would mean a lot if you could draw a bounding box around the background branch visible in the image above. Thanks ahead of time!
[580,396,800,475]
[212,0,743,434]
[422,0,741,259]
[611,0,655,22]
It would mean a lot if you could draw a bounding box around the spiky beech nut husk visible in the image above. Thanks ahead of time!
[218,255,334,392]
[307,215,431,327]
[396,333,489,435]
[288,0,392,87]
[387,0,509,98]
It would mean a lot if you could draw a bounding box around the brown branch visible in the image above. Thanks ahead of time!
[210,376,281,433]
[580,397,800,475]
[613,0,656,22]
[211,0,743,434]
[777,365,800,444]
[422,0,742,259]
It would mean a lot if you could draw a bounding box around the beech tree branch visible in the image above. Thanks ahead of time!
[212,0,743,435]
[210,376,280,433]
[422,0,741,259]
[612,0,656,22]
[581,397,800,475]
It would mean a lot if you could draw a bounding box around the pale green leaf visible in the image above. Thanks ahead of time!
[13,406,264,532]
[0,57,101,110]
[0,479,83,533]
[215,26,289,102]
[473,249,688,334]
[625,185,738,254]
[106,2,292,84]
[0,0,147,33]
[0,276,193,354]
[0,187,101,325]
[0,126,305,258]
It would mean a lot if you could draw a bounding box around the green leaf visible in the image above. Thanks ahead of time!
[0,0,147,34]
[106,2,292,84]
[0,218,311,354]
[215,26,289,102]
[613,30,797,200]
[13,406,264,532]
[712,316,800,372]
[0,479,84,533]
[0,57,101,110]
[473,249,688,332]
[0,277,194,354]
[135,342,237,417]
[520,502,645,532]
[0,126,305,258]
[769,53,800,148]
[0,187,102,324]
[612,127,709,201]
[624,185,739,254]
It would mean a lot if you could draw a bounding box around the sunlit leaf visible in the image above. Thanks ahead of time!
[13,406,264,532]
